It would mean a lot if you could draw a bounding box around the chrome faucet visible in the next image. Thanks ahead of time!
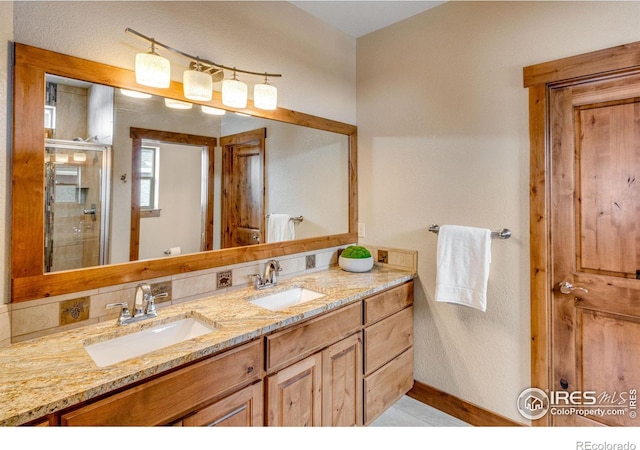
[106,283,168,325]
[251,259,282,290]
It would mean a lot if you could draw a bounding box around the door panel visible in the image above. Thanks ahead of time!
[550,73,640,426]
[578,309,640,427]
[577,102,640,277]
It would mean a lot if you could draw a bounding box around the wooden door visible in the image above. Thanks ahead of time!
[322,332,362,426]
[266,352,322,426]
[221,128,266,248]
[549,73,640,426]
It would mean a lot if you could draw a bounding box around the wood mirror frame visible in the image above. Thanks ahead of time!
[12,43,358,302]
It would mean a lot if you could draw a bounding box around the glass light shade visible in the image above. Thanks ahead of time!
[73,152,87,162]
[55,153,69,164]
[120,89,152,99]
[201,105,226,115]
[164,98,193,109]
[222,78,248,108]
[135,51,170,88]
[183,70,213,101]
[254,83,278,110]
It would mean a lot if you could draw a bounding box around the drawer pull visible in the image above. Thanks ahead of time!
[208,405,247,427]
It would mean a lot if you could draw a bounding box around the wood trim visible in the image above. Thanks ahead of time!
[523,40,640,87]
[11,42,358,302]
[12,234,356,301]
[349,132,358,234]
[527,83,552,427]
[408,380,524,427]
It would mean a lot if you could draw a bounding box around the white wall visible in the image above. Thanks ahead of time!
[357,0,640,423]
[139,142,203,260]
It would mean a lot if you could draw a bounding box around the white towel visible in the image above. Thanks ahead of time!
[434,225,492,312]
[267,214,295,243]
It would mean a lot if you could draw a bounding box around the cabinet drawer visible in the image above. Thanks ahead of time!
[363,281,413,325]
[183,381,263,427]
[62,339,263,426]
[363,347,414,425]
[266,302,361,371]
[364,306,413,375]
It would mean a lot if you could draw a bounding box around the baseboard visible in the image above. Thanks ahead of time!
[408,380,525,427]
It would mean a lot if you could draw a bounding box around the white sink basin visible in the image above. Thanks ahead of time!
[84,316,217,367]
[249,287,325,311]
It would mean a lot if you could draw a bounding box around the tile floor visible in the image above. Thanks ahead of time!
[369,395,471,427]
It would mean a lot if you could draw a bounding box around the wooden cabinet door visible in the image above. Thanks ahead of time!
[183,381,263,427]
[266,353,322,426]
[322,332,362,427]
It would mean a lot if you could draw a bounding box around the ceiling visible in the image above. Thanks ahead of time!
[290,1,446,38]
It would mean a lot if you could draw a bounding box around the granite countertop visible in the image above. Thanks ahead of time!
[0,265,415,426]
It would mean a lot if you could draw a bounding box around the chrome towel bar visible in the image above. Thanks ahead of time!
[428,224,512,240]
[266,214,304,223]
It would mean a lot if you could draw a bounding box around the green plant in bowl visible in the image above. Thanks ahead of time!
[339,245,374,272]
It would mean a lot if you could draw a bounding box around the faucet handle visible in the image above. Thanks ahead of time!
[145,292,167,316]
[106,302,132,324]
[250,273,263,288]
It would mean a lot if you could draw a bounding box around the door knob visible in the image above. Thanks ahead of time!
[558,281,588,295]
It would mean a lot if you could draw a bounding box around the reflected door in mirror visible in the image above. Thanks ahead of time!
[222,128,266,247]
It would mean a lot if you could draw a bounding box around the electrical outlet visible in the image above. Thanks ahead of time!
[377,250,388,264]
[358,222,365,238]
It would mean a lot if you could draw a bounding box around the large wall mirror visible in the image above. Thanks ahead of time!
[12,43,357,302]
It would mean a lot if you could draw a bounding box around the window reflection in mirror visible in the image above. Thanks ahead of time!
[43,74,350,273]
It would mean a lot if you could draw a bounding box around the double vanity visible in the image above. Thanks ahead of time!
[0,265,415,426]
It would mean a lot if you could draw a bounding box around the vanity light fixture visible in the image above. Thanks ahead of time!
[135,40,171,88]
[221,70,248,109]
[126,28,282,109]
[55,153,69,164]
[201,105,226,116]
[73,152,87,162]
[254,75,278,111]
[164,98,193,109]
[183,59,213,101]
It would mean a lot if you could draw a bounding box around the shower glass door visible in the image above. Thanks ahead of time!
[44,140,111,272]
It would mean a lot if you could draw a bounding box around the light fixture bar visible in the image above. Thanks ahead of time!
[125,28,282,79]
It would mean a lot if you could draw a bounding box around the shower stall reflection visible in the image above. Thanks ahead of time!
[44,140,111,272]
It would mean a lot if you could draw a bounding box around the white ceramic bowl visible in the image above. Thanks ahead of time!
[338,255,374,273]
